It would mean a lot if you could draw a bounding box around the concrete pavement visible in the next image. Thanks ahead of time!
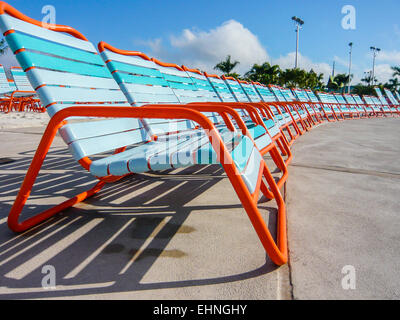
[0,126,291,299]
[287,118,400,299]
[0,117,399,299]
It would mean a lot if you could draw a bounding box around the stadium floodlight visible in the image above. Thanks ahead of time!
[291,16,305,68]
[370,47,381,86]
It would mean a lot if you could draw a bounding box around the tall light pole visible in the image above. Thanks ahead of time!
[370,46,381,86]
[292,16,304,69]
[348,42,353,93]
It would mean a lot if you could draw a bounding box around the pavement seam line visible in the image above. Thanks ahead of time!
[290,163,400,179]
[283,182,295,300]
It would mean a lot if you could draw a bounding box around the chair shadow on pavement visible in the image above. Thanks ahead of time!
[0,146,279,299]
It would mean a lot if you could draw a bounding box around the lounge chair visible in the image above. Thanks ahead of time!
[343,94,368,118]
[217,77,293,164]
[394,91,400,107]
[0,1,288,265]
[371,93,392,116]
[268,85,309,133]
[202,74,294,163]
[98,42,290,184]
[362,95,384,117]
[315,92,342,121]
[374,87,392,116]
[383,88,400,115]
[351,94,375,117]
[7,66,40,112]
[250,82,300,144]
[0,64,13,111]
[333,93,360,119]
[291,88,323,124]
[0,64,38,112]
[303,89,327,121]
[279,87,314,129]
[234,80,294,163]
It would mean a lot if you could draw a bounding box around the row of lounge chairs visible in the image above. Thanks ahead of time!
[0,65,43,113]
[0,1,398,266]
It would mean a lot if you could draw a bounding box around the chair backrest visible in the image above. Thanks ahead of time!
[99,46,179,106]
[333,93,347,106]
[269,85,286,102]
[295,88,319,112]
[238,80,262,103]
[363,95,375,106]
[326,93,339,105]
[251,82,288,120]
[383,88,399,106]
[374,87,388,105]
[182,66,220,103]
[343,94,357,105]
[222,76,250,102]
[292,88,310,102]
[304,89,320,103]
[371,96,382,106]
[99,43,198,135]
[100,44,228,132]
[252,83,277,102]
[152,59,202,104]
[395,91,400,103]
[316,92,330,104]
[0,64,12,94]
[279,87,296,102]
[352,94,364,106]
[10,66,34,91]
[317,92,338,106]
[205,73,237,103]
[0,4,149,161]
[182,67,237,124]
[153,61,225,125]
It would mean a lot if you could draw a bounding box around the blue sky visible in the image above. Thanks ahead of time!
[2,0,400,83]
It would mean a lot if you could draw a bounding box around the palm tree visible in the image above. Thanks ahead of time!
[361,74,376,87]
[388,78,400,91]
[391,66,400,78]
[214,55,240,77]
[279,68,307,88]
[244,62,281,85]
[352,84,375,96]
[305,69,325,90]
[327,74,351,93]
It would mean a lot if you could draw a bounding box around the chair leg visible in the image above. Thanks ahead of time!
[8,179,105,233]
[272,133,293,166]
[284,122,299,143]
[7,121,106,232]
[226,158,288,265]
[279,134,293,165]
[260,142,289,195]
[255,163,288,265]
[274,135,287,156]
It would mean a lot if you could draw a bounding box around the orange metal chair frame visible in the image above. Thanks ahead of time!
[8,105,288,265]
[2,1,288,265]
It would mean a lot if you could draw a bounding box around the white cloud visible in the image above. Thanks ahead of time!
[372,64,394,84]
[141,20,269,74]
[376,50,400,65]
[334,55,350,68]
